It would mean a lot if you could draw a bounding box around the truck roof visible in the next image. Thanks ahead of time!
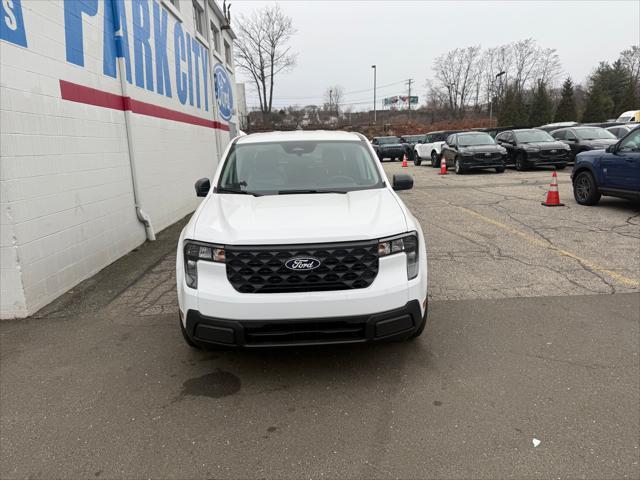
[236,130,363,144]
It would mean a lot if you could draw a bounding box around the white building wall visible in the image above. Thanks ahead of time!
[0,0,238,318]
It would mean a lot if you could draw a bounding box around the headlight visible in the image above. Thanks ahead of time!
[563,145,571,151]
[378,232,419,280]
[183,241,225,288]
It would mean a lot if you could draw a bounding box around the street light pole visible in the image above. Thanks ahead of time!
[489,71,506,127]
[371,65,377,124]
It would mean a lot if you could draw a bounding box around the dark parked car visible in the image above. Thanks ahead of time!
[550,126,618,162]
[371,136,405,161]
[441,131,507,174]
[495,129,571,170]
[571,126,640,205]
[400,134,426,161]
[606,124,636,139]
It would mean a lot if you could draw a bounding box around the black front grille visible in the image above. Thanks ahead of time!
[539,149,568,158]
[225,240,379,293]
[473,152,501,161]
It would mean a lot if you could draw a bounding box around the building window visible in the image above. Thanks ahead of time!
[224,39,231,65]
[210,21,220,52]
[168,0,180,10]
[192,0,204,36]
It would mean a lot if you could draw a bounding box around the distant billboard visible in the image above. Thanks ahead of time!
[383,96,418,108]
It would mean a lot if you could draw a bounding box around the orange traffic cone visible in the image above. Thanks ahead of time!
[401,154,408,168]
[439,157,448,175]
[542,171,564,207]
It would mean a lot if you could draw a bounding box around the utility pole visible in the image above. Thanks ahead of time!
[406,78,413,113]
[371,65,377,124]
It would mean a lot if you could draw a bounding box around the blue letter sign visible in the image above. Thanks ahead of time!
[1,0,27,47]
[214,63,233,121]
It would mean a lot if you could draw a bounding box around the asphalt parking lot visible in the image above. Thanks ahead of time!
[1,163,639,479]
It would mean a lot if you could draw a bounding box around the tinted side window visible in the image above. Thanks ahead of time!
[495,132,506,142]
[619,129,640,152]
[566,130,577,140]
[446,135,455,145]
[552,130,565,140]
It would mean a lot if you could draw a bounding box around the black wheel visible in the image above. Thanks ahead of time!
[179,316,201,349]
[515,153,528,171]
[454,157,465,175]
[573,171,601,205]
[556,163,567,170]
[414,151,422,166]
[431,151,439,168]
[495,166,505,173]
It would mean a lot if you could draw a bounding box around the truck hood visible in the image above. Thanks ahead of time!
[193,188,408,245]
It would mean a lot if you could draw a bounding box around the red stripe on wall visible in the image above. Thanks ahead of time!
[59,80,230,131]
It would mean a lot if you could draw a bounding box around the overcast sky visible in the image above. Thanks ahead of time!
[231,1,640,111]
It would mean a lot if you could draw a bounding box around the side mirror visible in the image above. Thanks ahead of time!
[392,174,413,191]
[195,178,211,197]
[605,144,617,154]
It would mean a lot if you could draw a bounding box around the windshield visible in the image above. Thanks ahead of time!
[575,128,616,140]
[377,137,401,145]
[514,130,555,143]
[217,141,384,195]
[458,133,495,146]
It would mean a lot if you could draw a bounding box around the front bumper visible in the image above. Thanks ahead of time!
[379,147,405,158]
[183,299,426,348]
[461,157,505,169]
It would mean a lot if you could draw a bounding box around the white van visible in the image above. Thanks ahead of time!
[615,110,640,123]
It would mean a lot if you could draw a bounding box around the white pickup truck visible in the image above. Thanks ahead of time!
[414,130,461,167]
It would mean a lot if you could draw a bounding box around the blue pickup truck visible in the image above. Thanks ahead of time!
[572,125,640,205]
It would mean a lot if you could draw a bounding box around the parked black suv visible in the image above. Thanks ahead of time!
[371,136,405,161]
[495,129,571,170]
[400,134,426,162]
[550,126,618,162]
[441,132,507,174]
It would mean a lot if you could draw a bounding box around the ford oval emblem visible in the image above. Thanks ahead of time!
[285,257,321,271]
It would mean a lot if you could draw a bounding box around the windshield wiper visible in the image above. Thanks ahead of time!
[277,189,348,195]
[216,186,263,197]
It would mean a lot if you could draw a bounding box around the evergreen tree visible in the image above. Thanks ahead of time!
[498,85,528,126]
[528,81,553,126]
[554,77,577,122]
[582,82,613,122]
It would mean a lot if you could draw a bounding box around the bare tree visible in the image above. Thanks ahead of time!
[428,45,482,118]
[234,5,297,114]
[323,85,344,115]
[620,45,640,95]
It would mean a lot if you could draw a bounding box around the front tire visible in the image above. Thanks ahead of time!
[495,166,505,173]
[515,153,528,171]
[431,151,439,168]
[573,171,601,205]
[556,163,567,170]
[414,151,422,166]
[454,157,465,175]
